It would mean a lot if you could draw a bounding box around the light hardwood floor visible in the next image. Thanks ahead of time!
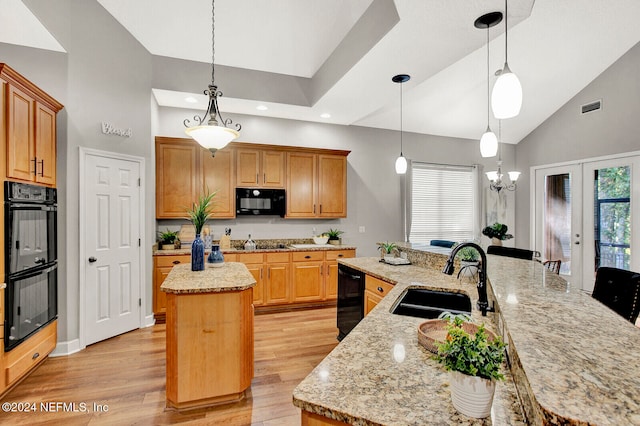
[0,307,339,425]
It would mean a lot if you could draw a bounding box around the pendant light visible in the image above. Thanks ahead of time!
[491,0,522,119]
[475,12,502,158]
[184,0,241,157]
[486,120,520,192]
[393,74,410,174]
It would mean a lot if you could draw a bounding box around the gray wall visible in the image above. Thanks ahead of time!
[515,41,640,247]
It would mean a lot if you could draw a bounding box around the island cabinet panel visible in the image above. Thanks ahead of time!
[165,290,254,410]
[201,148,235,218]
[236,148,285,188]
[301,411,349,426]
[153,255,191,323]
[1,65,62,186]
[364,275,394,316]
[237,253,266,306]
[155,138,200,218]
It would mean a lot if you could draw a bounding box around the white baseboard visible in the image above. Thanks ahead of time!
[50,338,81,357]
[143,314,156,328]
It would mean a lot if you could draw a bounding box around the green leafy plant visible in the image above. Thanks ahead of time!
[377,241,398,254]
[435,316,506,381]
[326,228,344,240]
[186,189,217,235]
[158,228,178,244]
[482,223,513,241]
[455,246,480,262]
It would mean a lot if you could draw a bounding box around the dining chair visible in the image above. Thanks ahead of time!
[592,266,640,324]
[543,260,562,274]
[486,245,535,260]
[429,240,456,248]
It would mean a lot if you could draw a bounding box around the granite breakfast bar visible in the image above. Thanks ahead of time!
[161,262,256,410]
[293,254,640,425]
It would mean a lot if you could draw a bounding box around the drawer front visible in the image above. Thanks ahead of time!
[325,249,356,261]
[237,253,265,264]
[365,275,394,297]
[266,252,290,263]
[292,251,324,262]
[155,255,192,268]
[5,321,57,386]
[223,253,238,262]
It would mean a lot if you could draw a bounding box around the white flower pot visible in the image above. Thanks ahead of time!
[459,261,479,279]
[449,371,496,418]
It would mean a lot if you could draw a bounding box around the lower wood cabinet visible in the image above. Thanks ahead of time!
[153,249,355,317]
[153,254,191,323]
[364,275,394,316]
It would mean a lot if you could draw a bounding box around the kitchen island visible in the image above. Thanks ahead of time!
[161,262,256,410]
[293,256,640,425]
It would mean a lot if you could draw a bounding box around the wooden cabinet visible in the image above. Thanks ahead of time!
[1,64,62,186]
[364,275,394,316]
[201,148,235,218]
[156,138,200,218]
[292,251,324,302]
[237,253,266,306]
[264,253,291,304]
[153,254,191,323]
[325,249,356,300]
[286,153,347,218]
[236,148,285,188]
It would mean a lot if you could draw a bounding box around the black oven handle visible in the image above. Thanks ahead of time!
[10,203,56,211]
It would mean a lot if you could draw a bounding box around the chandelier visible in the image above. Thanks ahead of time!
[486,121,520,192]
[184,0,241,157]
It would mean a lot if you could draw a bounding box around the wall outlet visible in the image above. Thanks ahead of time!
[358,226,365,233]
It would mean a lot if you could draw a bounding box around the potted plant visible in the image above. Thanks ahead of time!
[435,316,506,418]
[482,222,513,246]
[377,241,398,261]
[326,228,344,245]
[158,229,179,250]
[186,189,217,271]
[454,245,480,280]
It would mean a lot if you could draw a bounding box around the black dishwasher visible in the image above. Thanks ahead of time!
[337,264,365,341]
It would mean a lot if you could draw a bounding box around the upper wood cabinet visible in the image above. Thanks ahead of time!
[1,64,63,187]
[202,148,235,218]
[236,148,285,188]
[286,152,348,218]
[156,138,200,218]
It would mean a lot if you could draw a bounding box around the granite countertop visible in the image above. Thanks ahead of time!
[154,244,357,256]
[293,257,525,426]
[294,255,640,425]
[160,262,256,294]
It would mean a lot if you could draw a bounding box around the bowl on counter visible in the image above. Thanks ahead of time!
[313,236,329,244]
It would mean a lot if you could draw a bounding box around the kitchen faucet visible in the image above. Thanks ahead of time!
[442,242,494,316]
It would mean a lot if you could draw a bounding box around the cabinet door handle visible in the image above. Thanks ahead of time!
[267,267,270,279]
[32,158,37,175]
[313,204,316,214]
[260,268,263,279]
[338,254,343,258]
[172,260,180,264]
[320,204,322,214]
[377,287,384,293]
[305,255,311,259]
[32,352,40,360]
[256,173,259,184]
[263,173,266,183]
[39,159,45,176]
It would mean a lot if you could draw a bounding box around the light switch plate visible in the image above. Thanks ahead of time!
[358,226,365,233]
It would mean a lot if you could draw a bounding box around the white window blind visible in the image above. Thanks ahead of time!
[409,163,477,243]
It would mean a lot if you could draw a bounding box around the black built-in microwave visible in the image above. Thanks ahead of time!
[235,188,285,217]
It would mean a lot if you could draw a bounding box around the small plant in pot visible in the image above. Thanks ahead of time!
[326,228,344,245]
[435,316,506,418]
[377,241,398,261]
[482,223,513,246]
[454,244,480,280]
[158,229,179,250]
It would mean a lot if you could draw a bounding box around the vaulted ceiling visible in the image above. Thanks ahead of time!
[3,0,640,144]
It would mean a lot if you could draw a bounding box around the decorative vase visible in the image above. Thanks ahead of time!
[207,244,225,268]
[449,371,496,418]
[329,238,341,246]
[491,238,502,246]
[191,234,205,271]
[161,243,174,250]
[459,261,479,280]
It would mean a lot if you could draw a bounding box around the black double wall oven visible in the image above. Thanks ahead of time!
[4,182,58,351]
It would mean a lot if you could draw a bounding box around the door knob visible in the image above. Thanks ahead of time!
[88,257,97,263]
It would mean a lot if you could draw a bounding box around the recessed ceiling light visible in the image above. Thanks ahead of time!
[256,105,268,111]
[320,113,331,119]
[185,96,198,103]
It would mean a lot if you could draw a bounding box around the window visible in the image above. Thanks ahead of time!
[407,162,478,243]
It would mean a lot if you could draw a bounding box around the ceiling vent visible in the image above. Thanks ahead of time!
[581,99,602,114]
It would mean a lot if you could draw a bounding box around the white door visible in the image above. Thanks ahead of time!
[534,164,583,287]
[82,150,142,346]
[582,156,640,292]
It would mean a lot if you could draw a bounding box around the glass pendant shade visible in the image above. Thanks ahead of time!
[480,127,498,157]
[395,155,407,174]
[491,63,522,119]
[185,124,239,151]
[508,171,521,182]
[486,171,500,181]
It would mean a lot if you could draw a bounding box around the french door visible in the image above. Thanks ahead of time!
[534,154,640,292]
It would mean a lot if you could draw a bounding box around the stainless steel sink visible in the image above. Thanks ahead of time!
[390,288,471,319]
